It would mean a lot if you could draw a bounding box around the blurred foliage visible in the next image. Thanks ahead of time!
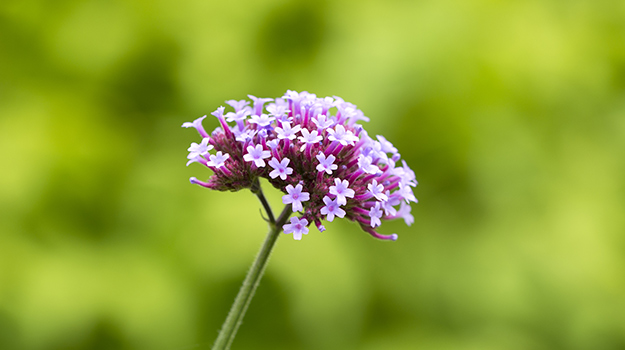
[1,0,625,349]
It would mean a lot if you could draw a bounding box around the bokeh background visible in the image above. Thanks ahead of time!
[2,0,625,349]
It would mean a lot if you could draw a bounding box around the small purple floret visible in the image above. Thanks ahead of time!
[268,157,293,180]
[316,152,338,174]
[206,151,229,168]
[282,184,310,212]
[243,144,271,167]
[283,217,309,240]
[320,196,345,222]
[329,178,355,206]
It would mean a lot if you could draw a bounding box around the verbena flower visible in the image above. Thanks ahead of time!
[183,90,418,241]
[283,217,309,240]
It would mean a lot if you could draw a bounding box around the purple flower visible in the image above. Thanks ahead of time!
[187,138,213,159]
[183,90,418,241]
[380,191,399,217]
[267,139,280,149]
[248,114,275,128]
[266,104,290,118]
[206,151,230,168]
[357,154,379,174]
[282,184,310,212]
[225,99,250,112]
[182,115,209,138]
[243,144,271,167]
[283,217,309,240]
[327,125,358,146]
[367,179,388,201]
[315,152,338,174]
[235,128,257,143]
[397,202,414,226]
[268,157,293,180]
[275,122,301,140]
[298,128,323,144]
[186,156,203,167]
[369,202,383,228]
[248,95,273,115]
[400,160,418,187]
[320,196,345,222]
[225,110,250,123]
[312,115,334,130]
[376,135,398,155]
[397,184,418,203]
[329,178,355,206]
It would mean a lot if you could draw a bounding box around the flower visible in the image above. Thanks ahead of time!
[225,99,250,112]
[312,115,333,130]
[327,125,358,146]
[275,122,301,140]
[320,196,345,222]
[329,178,355,206]
[283,217,309,240]
[268,157,293,180]
[187,137,213,159]
[367,179,388,201]
[225,110,250,124]
[369,202,383,228]
[315,152,338,174]
[298,128,322,144]
[206,151,229,168]
[182,115,209,138]
[183,90,418,241]
[249,114,275,128]
[282,184,310,212]
[243,144,271,167]
[357,154,379,175]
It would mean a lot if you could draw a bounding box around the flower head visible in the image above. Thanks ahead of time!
[183,90,418,240]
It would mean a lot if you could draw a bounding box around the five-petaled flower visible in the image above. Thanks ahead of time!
[320,196,345,222]
[206,151,230,168]
[268,157,293,180]
[329,178,355,206]
[187,138,213,159]
[315,152,338,174]
[243,144,271,167]
[283,217,309,240]
[282,184,310,212]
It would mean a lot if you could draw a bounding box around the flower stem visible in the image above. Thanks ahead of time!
[212,199,292,350]
[251,178,275,224]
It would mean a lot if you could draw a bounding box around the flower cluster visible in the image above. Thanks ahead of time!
[183,90,417,241]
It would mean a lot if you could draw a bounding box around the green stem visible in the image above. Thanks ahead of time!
[212,200,292,350]
[251,178,275,224]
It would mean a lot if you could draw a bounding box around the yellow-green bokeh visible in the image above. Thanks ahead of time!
[1,0,625,349]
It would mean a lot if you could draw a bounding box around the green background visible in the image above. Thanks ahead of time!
[1,0,625,349]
